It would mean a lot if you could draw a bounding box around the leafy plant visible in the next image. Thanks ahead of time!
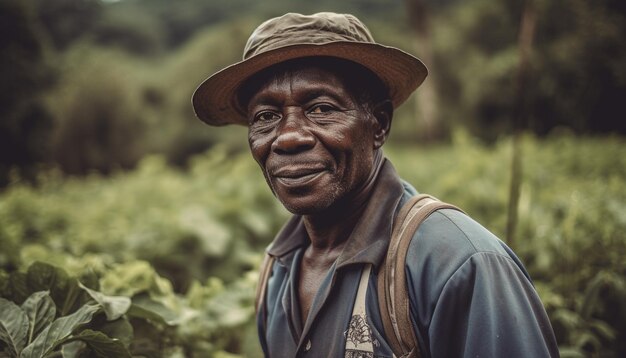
[0,289,130,358]
[0,260,258,357]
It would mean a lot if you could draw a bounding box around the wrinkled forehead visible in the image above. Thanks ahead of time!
[257,63,346,93]
[237,57,386,111]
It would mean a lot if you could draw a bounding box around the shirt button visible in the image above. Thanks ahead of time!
[304,339,312,351]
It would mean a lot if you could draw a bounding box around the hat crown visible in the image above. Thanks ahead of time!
[243,12,375,60]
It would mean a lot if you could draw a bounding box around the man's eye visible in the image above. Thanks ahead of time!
[309,104,334,114]
[255,111,280,122]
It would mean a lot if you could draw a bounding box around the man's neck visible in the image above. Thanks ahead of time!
[302,151,384,257]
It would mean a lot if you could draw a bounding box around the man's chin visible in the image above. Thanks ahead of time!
[280,201,326,216]
[277,194,336,216]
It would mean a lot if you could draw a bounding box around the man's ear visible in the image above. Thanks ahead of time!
[372,100,393,149]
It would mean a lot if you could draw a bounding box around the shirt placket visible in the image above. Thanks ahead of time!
[295,260,339,354]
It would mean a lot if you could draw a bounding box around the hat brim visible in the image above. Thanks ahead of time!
[192,41,427,126]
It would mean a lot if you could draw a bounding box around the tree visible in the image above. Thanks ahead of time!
[0,0,54,186]
[406,0,446,141]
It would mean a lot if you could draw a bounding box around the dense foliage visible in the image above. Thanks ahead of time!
[2,0,625,184]
[1,134,624,356]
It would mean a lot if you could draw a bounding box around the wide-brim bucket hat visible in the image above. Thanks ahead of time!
[192,12,428,126]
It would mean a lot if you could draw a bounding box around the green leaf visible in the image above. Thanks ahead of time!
[21,304,99,358]
[61,340,87,357]
[60,278,96,318]
[26,262,70,312]
[26,262,67,293]
[63,329,132,358]
[0,298,29,356]
[127,294,178,326]
[98,317,133,349]
[8,272,29,304]
[77,282,131,321]
[21,291,56,344]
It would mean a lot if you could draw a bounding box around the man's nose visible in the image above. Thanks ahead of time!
[271,109,316,154]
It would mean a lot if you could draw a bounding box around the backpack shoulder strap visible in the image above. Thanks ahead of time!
[255,252,275,317]
[377,194,463,358]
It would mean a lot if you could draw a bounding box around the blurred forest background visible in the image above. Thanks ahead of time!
[0,0,625,357]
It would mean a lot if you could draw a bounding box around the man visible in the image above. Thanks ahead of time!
[192,12,559,357]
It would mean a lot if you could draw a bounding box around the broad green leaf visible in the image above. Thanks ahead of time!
[127,304,167,326]
[63,329,131,358]
[98,317,133,348]
[0,298,29,356]
[26,262,70,312]
[58,279,83,318]
[20,304,99,358]
[77,271,99,294]
[26,262,68,293]
[127,294,179,326]
[8,272,29,304]
[78,282,131,321]
[21,291,56,344]
[61,340,87,357]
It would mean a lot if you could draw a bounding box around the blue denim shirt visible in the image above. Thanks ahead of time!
[257,159,559,357]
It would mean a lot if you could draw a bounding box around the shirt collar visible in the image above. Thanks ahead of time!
[266,158,406,269]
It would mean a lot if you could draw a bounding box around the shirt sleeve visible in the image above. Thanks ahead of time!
[426,252,559,357]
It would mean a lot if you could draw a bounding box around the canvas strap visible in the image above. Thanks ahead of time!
[377,194,463,358]
[255,252,275,336]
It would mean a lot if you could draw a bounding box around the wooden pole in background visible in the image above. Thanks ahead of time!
[506,0,537,247]
[406,0,441,142]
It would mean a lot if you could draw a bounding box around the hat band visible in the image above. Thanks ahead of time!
[244,27,373,59]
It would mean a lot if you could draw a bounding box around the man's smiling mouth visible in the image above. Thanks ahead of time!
[271,167,327,186]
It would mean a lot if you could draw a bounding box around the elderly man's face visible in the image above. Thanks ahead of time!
[246,65,381,214]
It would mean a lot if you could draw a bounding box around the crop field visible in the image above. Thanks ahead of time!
[1,134,624,357]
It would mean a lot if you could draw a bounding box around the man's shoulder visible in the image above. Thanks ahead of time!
[396,180,513,269]
[405,205,519,281]
[418,208,508,255]
[402,204,531,318]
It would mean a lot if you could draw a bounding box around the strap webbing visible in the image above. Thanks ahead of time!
[378,194,463,358]
[255,253,275,318]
